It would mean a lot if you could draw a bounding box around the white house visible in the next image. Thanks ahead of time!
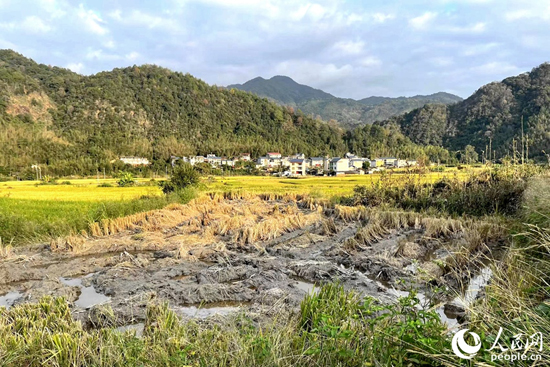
[120,157,150,166]
[350,158,370,170]
[267,152,282,159]
[310,157,329,171]
[329,158,350,175]
[289,158,309,176]
[379,157,398,167]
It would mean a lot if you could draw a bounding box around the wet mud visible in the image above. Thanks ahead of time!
[0,198,504,331]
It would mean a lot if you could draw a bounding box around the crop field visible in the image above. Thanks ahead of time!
[0,179,169,245]
[0,169,480,245]
[204,169,473,197]
[0,178,162,201]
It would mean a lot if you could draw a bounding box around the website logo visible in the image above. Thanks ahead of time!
[452,329,482,359]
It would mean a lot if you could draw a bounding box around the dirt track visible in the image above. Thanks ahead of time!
[0,196,506,329]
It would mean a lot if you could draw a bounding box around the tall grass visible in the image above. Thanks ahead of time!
[0,285,450,367]
[0,191,190,245]
[352,166,536,216]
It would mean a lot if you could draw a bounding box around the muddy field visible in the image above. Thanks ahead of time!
[0,195,505,332]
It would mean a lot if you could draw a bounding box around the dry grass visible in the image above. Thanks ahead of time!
[59,194,326,256]
[0,237,13,260]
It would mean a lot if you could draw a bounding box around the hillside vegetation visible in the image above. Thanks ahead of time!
[0,50,451,177]
[229,75,462,128]
[380,62,550,162]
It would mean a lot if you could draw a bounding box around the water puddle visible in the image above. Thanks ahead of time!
[178,301,247,319]
[59,273,110,309]
[460,267,492,306]
[172,274,195,282]
[0,291,23,309]
[387,288,459,328]
[115,323,145,337]
[293,279,319,294]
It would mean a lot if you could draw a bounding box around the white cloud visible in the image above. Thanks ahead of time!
[20,16,52,34]
[360,56,382,67]
[66,62,84,73]
[333,40,364,55]
[505,6,550,21]
[470,61,519,75]
[77,4,108,35]
[462,42,499,56]
[409,11,437,29]
[37,0,66,18]
[430,57,453,67]
[85,49,121,61]
[126,51,140,61]
[108,9,182,32]
[103,40,116,49]
[273,60,354,89]
[447,22,486,33]
[0,21,15,31]
[372,12,395,23]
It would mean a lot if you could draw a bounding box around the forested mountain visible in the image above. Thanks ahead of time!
[228,76,334,105]
[379,62,550,161]
[229,76,462,128]
[0,50,443,177]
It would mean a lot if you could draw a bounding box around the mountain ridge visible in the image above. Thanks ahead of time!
[228,75,463,128]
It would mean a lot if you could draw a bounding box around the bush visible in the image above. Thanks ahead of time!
[117,171,135,187]
[160,163,200,194]
[352,167,534,216]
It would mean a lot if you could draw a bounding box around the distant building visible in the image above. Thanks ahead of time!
[267,152,282,159]
[239,153,251,161]
[310,157,329,171]
[329,157,350,175]
[395,159,408,168]
[120,157,150,166]
[368,159,383,167]
[289,158,309,176]
[350,158,370,170]
[379,157,398,167]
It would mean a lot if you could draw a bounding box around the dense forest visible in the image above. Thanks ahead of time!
[379,62,550,162]
[3,49,549,178]
[0,50,440,177]
[229,75,462,128]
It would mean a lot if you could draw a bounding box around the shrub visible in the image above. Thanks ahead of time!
[160,163,200,194]
[352,167,533,216]
[117,171,135,187]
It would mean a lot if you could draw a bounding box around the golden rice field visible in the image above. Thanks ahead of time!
[0,168,477,245]
[0,178,162,201]
[204,169,472,197]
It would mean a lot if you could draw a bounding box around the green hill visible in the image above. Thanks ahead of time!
[0,50,351,176]
[379,62,550,161]
[229,76,462,128]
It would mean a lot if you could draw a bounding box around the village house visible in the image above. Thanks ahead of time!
[266,152,282,159]
[350,158,370,170]
[370,158,385,167]
[395,159,408,168]
[239,153,251,161]
[329,157,350,175]
[288,158,309,176]
[310,157,329,171]
[380,157,398,167]
[120,157,150,166]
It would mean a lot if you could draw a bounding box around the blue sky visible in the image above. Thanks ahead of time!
[0,0,549,99]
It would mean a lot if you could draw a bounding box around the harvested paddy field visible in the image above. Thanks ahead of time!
[0,193,506,332]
